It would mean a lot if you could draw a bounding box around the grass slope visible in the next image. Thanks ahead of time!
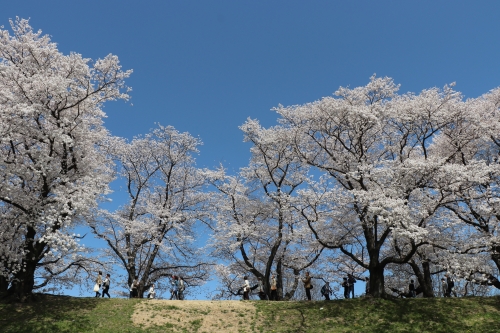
[1,295,500,332]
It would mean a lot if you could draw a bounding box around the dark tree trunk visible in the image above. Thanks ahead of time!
[420,261,435,297]
[10,226,45,302]
[408,259,434,297]
[0,274,8,293]
[368,265,386,298]
[11,257,37,302]
[276,259,283,300]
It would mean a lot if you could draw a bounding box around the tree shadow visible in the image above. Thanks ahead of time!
[259,296,500,333]
[0,294,106,333]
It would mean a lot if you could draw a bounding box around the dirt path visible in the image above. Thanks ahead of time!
[132,300,261,332]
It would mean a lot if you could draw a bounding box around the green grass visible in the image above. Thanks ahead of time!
[0,295,170,333]
[1,295,500,332]
[254,297,500,333]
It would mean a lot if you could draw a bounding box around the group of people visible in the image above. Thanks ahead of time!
[169,275,186,300]
[97,270,457,300]
[341,274,358,299]
[241,271,358,301]
[94,271,111,298]
[93,272,186,299]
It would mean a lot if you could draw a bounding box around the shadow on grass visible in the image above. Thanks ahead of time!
[256,296,500,333]
[0,295,143,333]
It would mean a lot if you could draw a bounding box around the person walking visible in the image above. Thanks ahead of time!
[342,277,349,299]
[257,277,267,300]
[270,275,278,301]
[148,284,156,299]
[170,276,179,300]
[129,281,134,299]
[302,271,313,301]
[409,279,416,298]
[178,276,186,300]
[348,274,356,298]
[131,276,139,298]
[321,282,332,301]
[95,271,103,297]
[441,278,449,297]
[446,274,457,297]
[102,274,111,298]
[242,276,251,300]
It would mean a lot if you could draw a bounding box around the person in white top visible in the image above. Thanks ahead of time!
[148,283,156,299]
[242,276,251,300]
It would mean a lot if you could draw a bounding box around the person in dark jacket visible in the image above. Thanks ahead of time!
[342,277,349,299]
[409,279,416,298]
[102,274,111,298]
[446,274,457,297]
[347,274,356,298]
[321,282,332,301]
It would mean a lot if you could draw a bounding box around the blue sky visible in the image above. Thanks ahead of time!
[4,0,500,298]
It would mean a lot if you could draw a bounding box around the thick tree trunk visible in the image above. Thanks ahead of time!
[10,226,44,302]
[0,275,8,293]
[11,257,37,302]
[368,266,386,298]
[420,261,435,297]
[409,259,434,297]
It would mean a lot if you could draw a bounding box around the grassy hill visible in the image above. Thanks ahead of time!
[1,295,500,332]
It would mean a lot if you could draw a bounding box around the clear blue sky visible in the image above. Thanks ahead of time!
[4,0,500,298]
[5,1,500,170]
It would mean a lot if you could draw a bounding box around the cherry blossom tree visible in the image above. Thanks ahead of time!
[0,18,131,300]
[89,125,212,298]
[271,76,494,298]
[206,119,323,300]
[438,87,500,290]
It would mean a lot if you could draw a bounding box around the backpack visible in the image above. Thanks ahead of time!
[179,279,185,291]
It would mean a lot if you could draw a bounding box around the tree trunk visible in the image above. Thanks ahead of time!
[276,259,283,300]
[11,257,37,302]
[409,259,434,297]
[0,275,8,293]
[368,266,386,298]
[420,261,435,297]
[10,226,44,302]
[283,269,300,300]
